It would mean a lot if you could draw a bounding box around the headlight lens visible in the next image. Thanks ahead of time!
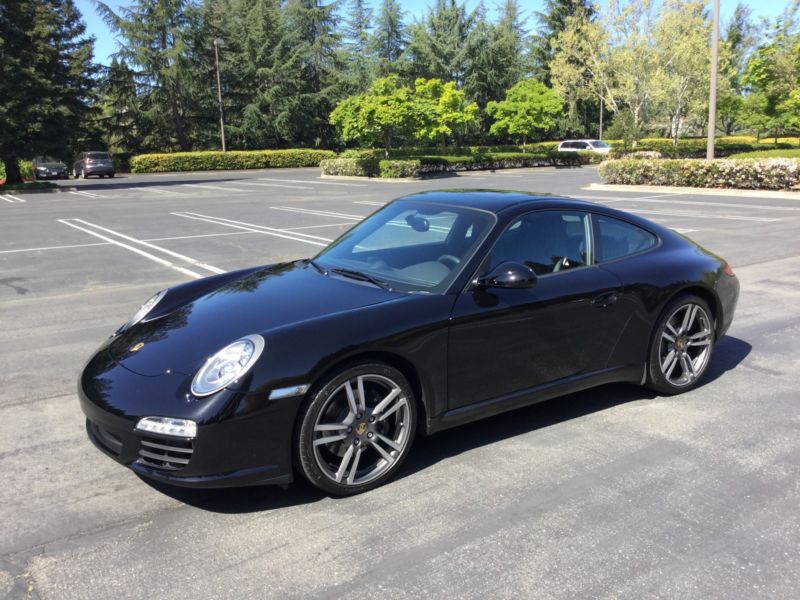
[191,334,265,397]
[121,290,166,331]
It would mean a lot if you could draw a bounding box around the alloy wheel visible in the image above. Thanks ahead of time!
[311,373,411,486]
[658,302,713,387]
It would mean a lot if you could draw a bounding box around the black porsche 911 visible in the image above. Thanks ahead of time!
[79,190,739,495]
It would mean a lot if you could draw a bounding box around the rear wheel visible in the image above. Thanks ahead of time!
[295,363,417,496]
[646,295,715,395]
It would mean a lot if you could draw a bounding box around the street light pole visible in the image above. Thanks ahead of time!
[213,38,226,152]
[706,0,720,160]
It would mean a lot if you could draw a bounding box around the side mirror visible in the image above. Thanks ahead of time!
[477,262,537,289]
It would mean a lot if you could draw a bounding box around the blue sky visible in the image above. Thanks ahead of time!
[76,0,789,66]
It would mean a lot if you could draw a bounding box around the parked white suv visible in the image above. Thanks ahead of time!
[557,140,611,154]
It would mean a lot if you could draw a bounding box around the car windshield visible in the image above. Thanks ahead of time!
[88,152,110,159]
[37,156,60,163]
[590,141,609,148]
[314,200,494,293]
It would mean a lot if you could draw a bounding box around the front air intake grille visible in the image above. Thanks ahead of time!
[138,436,194,471]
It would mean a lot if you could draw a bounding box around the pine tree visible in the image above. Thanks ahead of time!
[98,59,144,159]
[369,0,407,76]
[341,0,373,92]
[0,0,96,184]
[530,0,595,85]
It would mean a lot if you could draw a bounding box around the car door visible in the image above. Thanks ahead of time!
[447,210,629,410]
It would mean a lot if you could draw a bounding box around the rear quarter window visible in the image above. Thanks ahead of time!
[595,215,657,262]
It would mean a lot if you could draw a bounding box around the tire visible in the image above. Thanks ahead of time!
[645,294,715,395]
[295,362,417,496]
[109,173,115,178]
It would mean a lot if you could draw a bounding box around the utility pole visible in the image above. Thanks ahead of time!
[706,0,720,160]
[213,38,226,152]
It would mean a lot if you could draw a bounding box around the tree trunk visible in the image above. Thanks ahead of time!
[671,114,680,148]
[2,155,22,186]
[383,130,391,159]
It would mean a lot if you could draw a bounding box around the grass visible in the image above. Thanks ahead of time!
[727,149,800,159]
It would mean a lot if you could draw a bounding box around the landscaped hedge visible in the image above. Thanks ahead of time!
[130,149,336,173]
[607,137,793,159]
[321,150,600,178]
[598,158,800,190]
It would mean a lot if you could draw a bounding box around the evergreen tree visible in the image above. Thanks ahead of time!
[341,0,373,92]
[369,0,407,76]
[98,59,144,159]
[405,0,477,85]
[0,0,96,184]
[530,0,595,85]
[270,0,344,147]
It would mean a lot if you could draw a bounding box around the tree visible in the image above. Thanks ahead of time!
[341,0,373,92]
[412,78,478,144]
[530,0,595,85]
[330,75,416,156]
[98,59,144,160]
[652,0,711,145]
[369,0,407,76]
[405,0,477,85]
[0,0,96,184]
[486,79,561,146]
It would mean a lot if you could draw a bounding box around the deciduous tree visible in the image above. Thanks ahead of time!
[486,79,561,146]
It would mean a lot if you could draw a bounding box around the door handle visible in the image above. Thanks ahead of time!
[592,292,619,308]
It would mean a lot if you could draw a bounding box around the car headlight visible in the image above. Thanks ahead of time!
[121,290,167,332]
[191,335,265,397]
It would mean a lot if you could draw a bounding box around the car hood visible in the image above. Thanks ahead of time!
[107,262,406,376]
[37,162,66,168]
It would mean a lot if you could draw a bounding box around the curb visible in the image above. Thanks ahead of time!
[586,183,800,200]
[320,174,421,183]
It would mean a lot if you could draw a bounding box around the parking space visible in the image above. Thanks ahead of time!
[2,166,799,598]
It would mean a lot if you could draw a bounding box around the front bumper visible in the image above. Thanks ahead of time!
[34,169,67,179]
[78,356,300,488]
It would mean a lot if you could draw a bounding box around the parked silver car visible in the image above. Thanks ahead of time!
[73,151,115,178]
[557,140,611,155]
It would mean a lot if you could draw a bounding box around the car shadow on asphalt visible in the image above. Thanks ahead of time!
[142,335,751,513]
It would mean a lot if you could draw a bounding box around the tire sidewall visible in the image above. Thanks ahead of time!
[647,294,715,395]
[295,362,417,496]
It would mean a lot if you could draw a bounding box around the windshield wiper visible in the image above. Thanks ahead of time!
[305,258,327,275]
[329,268,390,290]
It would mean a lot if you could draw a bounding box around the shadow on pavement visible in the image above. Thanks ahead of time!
[143,335,751,512]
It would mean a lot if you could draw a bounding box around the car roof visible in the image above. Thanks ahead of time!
[395,189,597,214]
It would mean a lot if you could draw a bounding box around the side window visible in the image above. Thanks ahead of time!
[595,215,657,262]
[577,142,590,149]
[490,211,593,276]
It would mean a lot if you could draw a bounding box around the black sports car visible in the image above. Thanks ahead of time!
[79,191,739,495]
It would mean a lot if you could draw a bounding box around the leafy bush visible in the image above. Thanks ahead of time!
[727,148,800,159]
[131,149,336,173]
[607,137,792,159]
[379,160,421,178]
[319,157,380,177]
[620,150,664,159]
[0,160,33,182]
[598,158,800,190]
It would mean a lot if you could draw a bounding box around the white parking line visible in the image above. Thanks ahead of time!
[236,181,314,190]
[284,223,355,231]
[627,208,780,223]
[353,201,386,206]
[0,241,109,254]
[172,212,331,246]
[59,219,205,279]
[69,190,106,199]
[260,177,368,188]
[1,194,26,203]
[184,183,249,193]
[270,206,364,220]
[132,187,184,196]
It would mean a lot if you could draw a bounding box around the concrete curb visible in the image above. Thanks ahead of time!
[320,174,421,183]
[586,183,800,200]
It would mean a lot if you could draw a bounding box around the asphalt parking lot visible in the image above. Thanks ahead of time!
[1,166,799,599]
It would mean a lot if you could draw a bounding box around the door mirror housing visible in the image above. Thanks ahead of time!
[477,262,537,289]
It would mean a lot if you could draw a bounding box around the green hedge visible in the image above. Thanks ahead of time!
[727,148,800,159]
[598,158,800,190]
[608,138,793,159]
[321,150,600,178]
[131,149,336,173]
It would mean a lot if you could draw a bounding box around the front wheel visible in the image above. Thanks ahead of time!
[646,295,715,395]
[295,363,417,496]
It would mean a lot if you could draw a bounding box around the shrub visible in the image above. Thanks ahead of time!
[598,158,800,190]
[319,157,380,177]
[379,159,421,178]
[727,148,800,159]
[130,149,336,173]
[621,150,664,160]
[0,160,33,182]
[607,137,792,159]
